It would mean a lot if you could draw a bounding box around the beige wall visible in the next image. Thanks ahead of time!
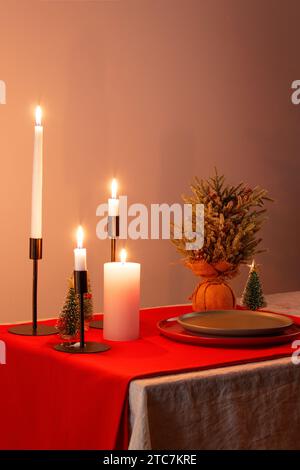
[0,0,299,323]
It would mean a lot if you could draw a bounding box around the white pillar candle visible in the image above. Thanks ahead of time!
[74,226,87,271]
[108,178,119,216]
[30,106,43,239]
[104,249,140,341]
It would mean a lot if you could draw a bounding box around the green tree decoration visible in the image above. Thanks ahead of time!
[242,260,266,311]
[56,275,94,340]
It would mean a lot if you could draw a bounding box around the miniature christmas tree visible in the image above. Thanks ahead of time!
[242,260,266,311]
[56,275,94,340]
[56,277,79,340]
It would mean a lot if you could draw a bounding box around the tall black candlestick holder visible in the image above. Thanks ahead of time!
[9,238,57,336]
[90,215,119,330]
[111,238,116,263]
[54,270,110,354]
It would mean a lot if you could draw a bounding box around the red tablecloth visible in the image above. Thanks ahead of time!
[0,305,299,450]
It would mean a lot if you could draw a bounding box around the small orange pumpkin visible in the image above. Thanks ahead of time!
[191,280,236,311]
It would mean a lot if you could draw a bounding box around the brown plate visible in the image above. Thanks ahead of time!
[177,310,293,337]
[158,317,300,348]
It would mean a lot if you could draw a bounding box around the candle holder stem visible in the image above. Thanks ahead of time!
[32,259,38,333]
[79,292,85,349]
[111,238,116,262]
[9,238,57,336]
[54,270,110,354]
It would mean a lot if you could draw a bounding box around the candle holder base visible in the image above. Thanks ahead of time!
[8,324,57,336]
[54,341,110,354]
[90,320,103,329]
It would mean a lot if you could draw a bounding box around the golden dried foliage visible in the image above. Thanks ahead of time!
[172,170,272,268]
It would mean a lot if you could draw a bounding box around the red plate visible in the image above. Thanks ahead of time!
[157,317,300,348]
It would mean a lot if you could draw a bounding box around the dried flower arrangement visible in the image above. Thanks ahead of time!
[172,170,272,311]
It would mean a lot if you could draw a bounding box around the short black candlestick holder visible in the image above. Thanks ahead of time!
[54,270,110,354]
[9,238,57,336]
[90,215,120,330]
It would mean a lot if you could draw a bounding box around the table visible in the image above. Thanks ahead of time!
[129,291,300,449]
[0,292,299,450]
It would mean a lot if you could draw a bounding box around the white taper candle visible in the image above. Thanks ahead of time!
[30,106,43,239]
[108,178,119,216]
[74,226,87,271]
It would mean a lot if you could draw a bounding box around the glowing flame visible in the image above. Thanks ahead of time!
[120,249,127,263]
[76,226,84,249]
[111,178,118,199]
[35,106,42,126]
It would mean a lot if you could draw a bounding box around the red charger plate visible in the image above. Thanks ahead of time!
[157,317,300,347]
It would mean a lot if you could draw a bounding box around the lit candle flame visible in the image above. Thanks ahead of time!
[111,178,118,199]
[120,249,127,263]
[35,106,42,126]
[76,225,84,249]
